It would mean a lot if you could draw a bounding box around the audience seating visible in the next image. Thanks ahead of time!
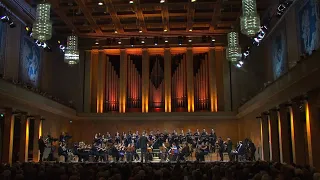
[0,161,318,180]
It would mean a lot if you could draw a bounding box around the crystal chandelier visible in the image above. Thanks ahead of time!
[226,31,241,63]
[64,35,80,65]
[240,0,261,37]
[32,3,52,41]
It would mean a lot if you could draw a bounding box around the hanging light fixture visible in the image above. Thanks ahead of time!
[32,2,52,41]
[64,35,80,65]
[240,0,260,37]
[226,31,241,63]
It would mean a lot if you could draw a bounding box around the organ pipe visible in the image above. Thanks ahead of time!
[105,57,120,112]
[194,54,210,111]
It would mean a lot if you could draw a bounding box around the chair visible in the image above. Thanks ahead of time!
[59,155,65,163]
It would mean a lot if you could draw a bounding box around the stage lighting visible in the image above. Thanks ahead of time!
[114,30,118,33]
[118,39,121,44]
[160,0,165,3]
[26,26,33,37]
[129,0,134,4]
[154,36,159,45]
[95,40,99,45]
[164,39,168,43]
[164,29,167,32]
[211,38,215,42]
[141,39,145,44]
[189,29,192,32]
[42,42,47,48]
[130,37,135,47]
[98,1,104,5]
[59,45,66,52]
[0,113,3,117]
[178,36,183,45]
[191,0,196,2]
[9,20,16,28]
[188,39,192,43]
[0,15,9,23]
[239,60,244,65]
[236,63,242,68]
[139,30,142,33]
[243,50,250,58]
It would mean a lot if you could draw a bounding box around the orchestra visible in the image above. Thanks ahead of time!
[44,129,256,163]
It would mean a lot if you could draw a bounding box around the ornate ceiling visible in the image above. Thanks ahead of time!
[30,0,272,48]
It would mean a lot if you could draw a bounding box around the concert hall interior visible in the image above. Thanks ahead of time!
[0,0,320,172]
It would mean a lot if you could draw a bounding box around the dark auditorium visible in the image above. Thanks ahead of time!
[0,0,319,179]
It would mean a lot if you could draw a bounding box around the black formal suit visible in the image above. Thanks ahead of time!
[38,139,46,162]
[139,135,148,162]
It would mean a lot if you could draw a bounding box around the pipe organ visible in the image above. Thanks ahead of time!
[105,55,120,112]
[126,55,142,112]
[171,54,188,112]
[193,53,210,111]
[85,47,226,113]
[149,55,165,111]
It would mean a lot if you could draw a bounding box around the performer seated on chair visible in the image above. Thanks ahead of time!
[178,143,190,161]
[231,141,245,161]
[58,142,68,162]
[118,142,126,161]
[168,143,179,161]
[159,143,168,161]
[126,143,135,162]
[195,142,208,162]
[109,143,118,162]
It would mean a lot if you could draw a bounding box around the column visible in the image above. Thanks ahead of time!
[223,54,231,111]
[289,102,306,165]
[1,108,14,164]
[186,48,194,112]
[269,110,280,162]
[90,51,99,112]
[19,115,29,162]
[260,114,270,161]
[305,91,320,169]
[97,51,106,113]
[33,116,41,162]
[208,47,217,112]
[84,51,92,113]
[119,49,127,113]
[142,49,149,113]
[214,47,224,111]
[278,105,291,163]
[164,48,171,112]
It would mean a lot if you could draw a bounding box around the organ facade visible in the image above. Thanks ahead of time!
[83,47,230,113]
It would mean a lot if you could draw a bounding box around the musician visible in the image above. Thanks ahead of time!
[186,129,193,144]
[194,129,200,143]
[232,141,245,162]
[217,137,224,161]
[118,142,126,161]
[139,132,149,163]
[160,143,168,161]
[169,143,179,161]
[178,143,190,161]
[195,142,208,162]
[110,143,119,162]
[38,136,46,162]
[115,132,121,144]
[226,138,233,161]
[60,132,66,142]
[248,140,256,161]
[209,129,217,152]
[58,142,68,162]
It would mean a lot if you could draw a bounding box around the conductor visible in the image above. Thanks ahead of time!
[139,132,148,163]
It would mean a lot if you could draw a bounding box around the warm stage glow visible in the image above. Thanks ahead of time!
[305,101,313,166]
[289,106,297,163]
